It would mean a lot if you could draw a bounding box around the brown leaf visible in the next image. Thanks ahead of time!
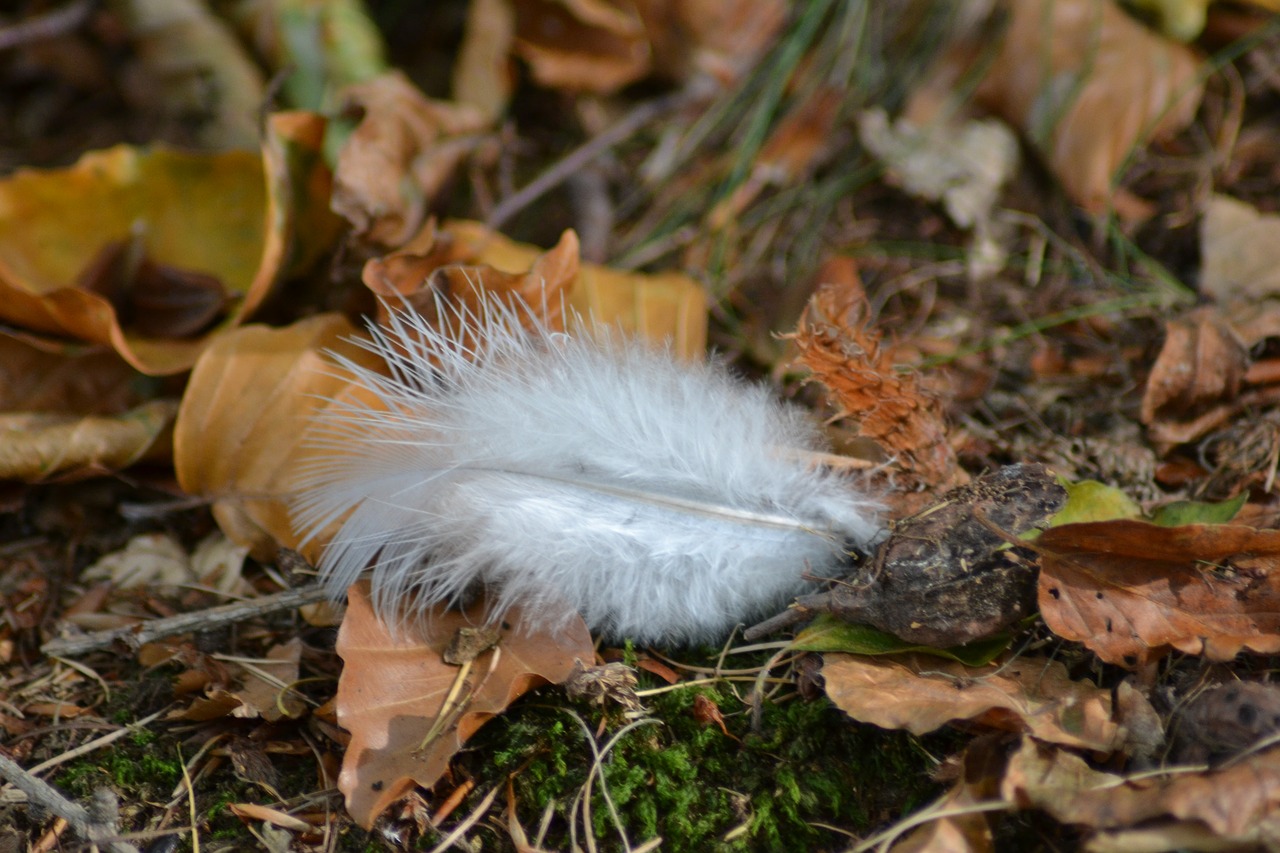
[1202,194,1280,304]
[790,278,957,490]
[822,653,1122,752]
[512,0,651,94]
[1140,307,1249,447]
[0,333,146,416]
[972,0,1203,216]
[335,582,593,828]
[331,72,489,247]
[175,313,383,559]
[1001,736,1280,842]
[1036,520,1280,665]
[0,401,176,482]
[362,225,581,338]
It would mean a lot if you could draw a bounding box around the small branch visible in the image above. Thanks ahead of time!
[486,90,693,231]
[0,751,140,853]
[0,1,95,51]
[42,584,331,658]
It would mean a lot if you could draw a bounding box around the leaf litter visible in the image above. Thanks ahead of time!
[4,1,1280,851]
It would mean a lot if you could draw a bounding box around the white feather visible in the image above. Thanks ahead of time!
[290,290,882,644]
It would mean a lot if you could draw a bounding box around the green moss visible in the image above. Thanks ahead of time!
[465,665,947,852]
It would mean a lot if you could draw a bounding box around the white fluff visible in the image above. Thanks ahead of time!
[290,290,881,645]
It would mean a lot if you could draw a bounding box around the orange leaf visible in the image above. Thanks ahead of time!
[335,582,593,828]
[0,112,336,375]
[1036,520,1280,665]
[972,0,1203,216]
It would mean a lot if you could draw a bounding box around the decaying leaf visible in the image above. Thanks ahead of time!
[0,112,337,375]
[0,400,176,482]
[331,71,489,247]
[1140,307,1249,448]
[335,582,592,828]
[857,108,1018,231]
[1036,519,1280,665]
[1171,680,1280,763]
[970,0,1204,216]
[1001,736,1280,844]
[377,219,708,359]
[822,652,1122,752]
[790,277,957,492]
[1201,194,1280,304]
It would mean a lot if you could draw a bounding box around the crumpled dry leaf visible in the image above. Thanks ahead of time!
[0,334,147,415]
[81,532,193,588]
[1002,736,1280,845]
[1140,307,1249,448]
[790,277,957,493]
[385,220,708,359]
[857,108,1018,231]
[1201,194,1280,304]
[0,401,176,482]
[971,0,1203,217]
[362,223,581,336]
[822,652,1122,752]
[335,583,592,828]
[511,0,785,94]
[1171,681,1280,763]
[331,71,489,247]
[1036,519,1280,665]
[890,777,996,853]
[0,112,337,375]
[174,639,306,723]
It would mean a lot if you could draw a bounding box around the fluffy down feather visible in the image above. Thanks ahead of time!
[291,293,881,644]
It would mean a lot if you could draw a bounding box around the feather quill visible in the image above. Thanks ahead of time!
[291,291,882,644]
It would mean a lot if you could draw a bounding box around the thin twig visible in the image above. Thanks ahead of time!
[41,584,330,658]
[0,0,94,51]
[486,90,694,231]
[0,751,141,853]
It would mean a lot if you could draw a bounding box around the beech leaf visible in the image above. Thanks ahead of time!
[335,582,593,828]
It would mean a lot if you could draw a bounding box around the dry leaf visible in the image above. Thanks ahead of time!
[0,112,337,375]
[512,0,651,93]
[791,278,957,491]
[890,778,996,853]
[857,108,1019,230]
[335,582,593,828]
[417,220,708,359]
[1140,307,1249,447]
[1201,194,1280,304]
[1002,736,1280,843]
[972,0,1203,216]
[0,401,176,482]
[1036,520,1280,665]
[175,313,381,559]
[363,225,581,336]
[0,334,145,415]
[822,652,1122,752]
[231,639,306,722]
[331,71,489,246]
[81,532,192,588]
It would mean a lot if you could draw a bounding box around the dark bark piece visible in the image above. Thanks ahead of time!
[748,464,1066,646]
